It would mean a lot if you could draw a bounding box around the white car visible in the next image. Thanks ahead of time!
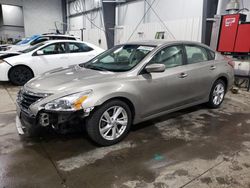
[0,40,104,85]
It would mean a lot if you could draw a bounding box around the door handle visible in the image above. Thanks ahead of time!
[210,65,216,70]
[179,72,188,78]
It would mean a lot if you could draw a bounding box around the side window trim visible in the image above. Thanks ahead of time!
[138,44,185,75]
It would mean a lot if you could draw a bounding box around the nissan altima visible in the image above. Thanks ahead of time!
[16,41,234,146]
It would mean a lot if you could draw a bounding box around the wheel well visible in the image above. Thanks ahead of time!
[217,76,228,90]
[8,65,34,79]
[105,97,135,120]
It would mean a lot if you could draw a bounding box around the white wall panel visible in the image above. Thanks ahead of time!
[69,16,85,30]
[2,4,24,26]
[117,1,145,26]
[0,0,22,6]
[69,0,101,15]
[0,26,24,41]
[115,17,202,44]
[148,0,203,22]
[68,0,204,48]
[68,28,107,49]
[116,0,203,43]
[68,0,105,49]
[117,0,203,25]
[68,11,103,34]
[23,0,63,36]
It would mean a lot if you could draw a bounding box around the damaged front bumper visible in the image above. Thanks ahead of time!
[15,102,94,136]
[16,104,37,135]
[15,88,95,136]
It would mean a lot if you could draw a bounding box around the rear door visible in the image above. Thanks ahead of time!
[182,44,217,102]
[66,42,97,65]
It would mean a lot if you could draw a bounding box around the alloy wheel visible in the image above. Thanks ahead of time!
[212,83,225,105]
[99,106,128,141]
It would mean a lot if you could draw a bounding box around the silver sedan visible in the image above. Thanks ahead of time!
[16,41,234,146]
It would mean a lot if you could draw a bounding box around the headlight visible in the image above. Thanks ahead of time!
[44,90,92,111]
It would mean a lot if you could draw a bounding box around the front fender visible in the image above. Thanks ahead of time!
[81,83,142,121]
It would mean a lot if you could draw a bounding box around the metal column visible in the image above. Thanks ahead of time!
[102,1,116,49]
[202,0,219,45]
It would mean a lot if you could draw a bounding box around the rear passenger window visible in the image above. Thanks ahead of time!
[185,45,209,64]
[68,43,93,53]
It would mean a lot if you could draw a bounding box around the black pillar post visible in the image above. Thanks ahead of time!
[61,0,67,34]
[102,1,116,49]
[202,0,219,45]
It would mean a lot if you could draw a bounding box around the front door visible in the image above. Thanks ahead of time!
[137,45,192,118]
[32,42,69,74]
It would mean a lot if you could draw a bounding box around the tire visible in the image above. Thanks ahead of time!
[9,66,34,86]
[86,100,132,146]
[207,79,226,108]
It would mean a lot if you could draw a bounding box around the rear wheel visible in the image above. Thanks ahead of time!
[208,79,226,108]
[86,100,132,146]
[9,66,34,86]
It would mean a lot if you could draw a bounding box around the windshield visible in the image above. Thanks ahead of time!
[16,35,40,45]
[19,42,45,53]
[82,44,155,72]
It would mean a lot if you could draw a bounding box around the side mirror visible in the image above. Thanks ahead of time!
[145,64,165,73]
[36,50,44,55]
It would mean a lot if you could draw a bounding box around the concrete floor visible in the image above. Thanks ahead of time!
[0,82,250,188]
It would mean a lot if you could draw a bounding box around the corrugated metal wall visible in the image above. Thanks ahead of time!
[67,0,106,48]
[67,0,204,49]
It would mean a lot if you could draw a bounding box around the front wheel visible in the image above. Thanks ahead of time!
[207,79,226,108]
[86,100,132,146]
[9,66,34,86]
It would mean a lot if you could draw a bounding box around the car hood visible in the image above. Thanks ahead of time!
[5,44,29,52]
[25,65,121,93]
[0,52,21,59]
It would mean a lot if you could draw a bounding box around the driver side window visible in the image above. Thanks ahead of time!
[149,45,183,69]
[40,43,66,55]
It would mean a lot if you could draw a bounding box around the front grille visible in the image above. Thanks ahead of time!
[17,90,48,111]
[20,92,42,110]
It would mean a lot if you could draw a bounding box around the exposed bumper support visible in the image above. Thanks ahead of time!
[16,116,25,135]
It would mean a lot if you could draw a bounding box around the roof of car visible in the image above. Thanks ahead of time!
[43,40,85,44]
[125,40,210,48]
[42,34,77,38]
